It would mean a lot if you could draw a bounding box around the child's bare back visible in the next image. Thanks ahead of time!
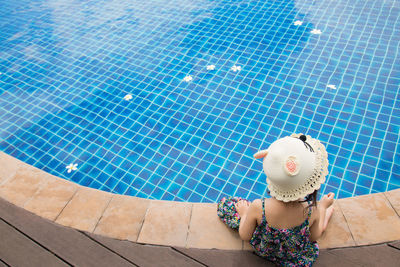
[235,193,334,242]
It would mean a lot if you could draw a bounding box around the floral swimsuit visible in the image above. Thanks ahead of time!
[249,198,319,266]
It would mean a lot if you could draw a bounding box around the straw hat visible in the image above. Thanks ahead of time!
[254,133,329,202]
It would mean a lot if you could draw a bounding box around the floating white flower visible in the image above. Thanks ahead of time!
[124,94,133,101]
[294,20,303,26]
[327,84,337,90]
[183,75,193,82]
[231,65,242,72]
[311,29,322,34]
[66,163,78,173]
[206,65,216,70]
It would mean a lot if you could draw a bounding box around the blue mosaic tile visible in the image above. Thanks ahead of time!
[337,190,352,199]
[0,0,399,202]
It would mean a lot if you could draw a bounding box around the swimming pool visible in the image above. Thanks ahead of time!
[0,0,399,202]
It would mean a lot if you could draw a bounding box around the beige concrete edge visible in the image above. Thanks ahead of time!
[1,152,400,250]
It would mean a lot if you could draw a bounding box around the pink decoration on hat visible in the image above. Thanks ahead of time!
[286,160,296,173]
[285,156,300,176]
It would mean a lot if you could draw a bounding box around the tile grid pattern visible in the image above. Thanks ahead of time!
[0,0,399,202]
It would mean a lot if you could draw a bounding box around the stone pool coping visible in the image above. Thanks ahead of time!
[1,151,400,250]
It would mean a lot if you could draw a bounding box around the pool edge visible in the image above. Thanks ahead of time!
[1,151,400,250]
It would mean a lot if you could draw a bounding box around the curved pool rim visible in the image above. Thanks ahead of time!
[1,152,400,250]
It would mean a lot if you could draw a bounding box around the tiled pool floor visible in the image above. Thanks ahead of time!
[1,0,399,202]
[1,152,400,250]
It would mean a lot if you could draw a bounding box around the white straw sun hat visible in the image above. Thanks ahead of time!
[254,133,329,202]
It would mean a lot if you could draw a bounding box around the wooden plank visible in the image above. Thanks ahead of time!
[0,220,68,267]
[315,250,361,267]
[388,241,400,250]
[88,233,203,267]
[174,247,270,267]
[330,245,400,267]
[0,198,133,267]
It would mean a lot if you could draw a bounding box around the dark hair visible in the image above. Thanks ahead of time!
[300,190,318,215]
[302,190,318,208]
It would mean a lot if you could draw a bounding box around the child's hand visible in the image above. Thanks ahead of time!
[234,200,250,218]
[320,192,335,209]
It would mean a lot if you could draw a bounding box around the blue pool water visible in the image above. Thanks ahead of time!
[0,0,399,202]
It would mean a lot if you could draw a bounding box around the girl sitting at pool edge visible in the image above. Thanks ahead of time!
[217,134,335,266]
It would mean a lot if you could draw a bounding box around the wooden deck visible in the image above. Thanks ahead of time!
[1,198,400,267]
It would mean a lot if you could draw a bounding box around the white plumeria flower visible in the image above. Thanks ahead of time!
[294,20,303,26]
[66,163,78,173]
[311,29,322,34]
[183,75,193,82]
[124,94,133,101]
[231,65,242,72]
[327,84,337,90]
[206,65,216,70]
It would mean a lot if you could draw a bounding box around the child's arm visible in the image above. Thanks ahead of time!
[235,200,260,241]
[310,193,335,242]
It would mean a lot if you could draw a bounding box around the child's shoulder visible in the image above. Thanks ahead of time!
[251,198,277,210]
[246,199,263,214]
[250,198,270,215]
[249,199,264,223]
[250,198,264,209]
